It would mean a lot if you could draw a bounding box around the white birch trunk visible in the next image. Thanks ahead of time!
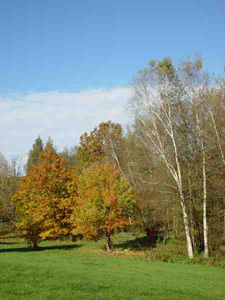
[202,147,209,257]
[138,100,194,258]
[179,191,194,258]
[195,109,209,257]
[170,119,194,259]
[109,139,128,184]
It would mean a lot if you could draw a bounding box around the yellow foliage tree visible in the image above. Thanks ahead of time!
[13,148,74,249]
[69,162,135,251]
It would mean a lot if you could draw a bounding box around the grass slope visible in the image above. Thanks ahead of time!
[0,239,225,300]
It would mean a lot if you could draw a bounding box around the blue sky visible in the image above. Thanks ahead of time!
[0,0,224,93]
[0,0,224,161]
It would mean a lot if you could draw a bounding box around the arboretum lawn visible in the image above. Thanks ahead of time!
[0,236,224,300]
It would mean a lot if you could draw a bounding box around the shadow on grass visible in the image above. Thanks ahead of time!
[0,243,82,253]
[0,242,18,245]
[114,236,157,251]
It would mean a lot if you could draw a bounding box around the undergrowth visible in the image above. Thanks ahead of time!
[107,233,225,268]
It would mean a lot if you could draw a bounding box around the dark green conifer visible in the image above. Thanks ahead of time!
[26,136,44,172]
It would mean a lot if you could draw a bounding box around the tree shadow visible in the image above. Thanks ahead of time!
[39,244,82,251]
[0,243,82,253]
[114,236,157,251]
[0,242,18,245]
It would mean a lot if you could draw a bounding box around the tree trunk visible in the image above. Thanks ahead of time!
[194,106,209,258]
[179,191,194,259]
[187,163,196,252]
[106,232,112,252]
[172,208,177,239]
[32,240,39,250]
[202,149,209,257]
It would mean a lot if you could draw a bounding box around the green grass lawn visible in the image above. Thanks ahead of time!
[0,237,225,300]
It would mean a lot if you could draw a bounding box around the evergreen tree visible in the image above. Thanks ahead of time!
[26,136,44,172]
[44,137,57,153]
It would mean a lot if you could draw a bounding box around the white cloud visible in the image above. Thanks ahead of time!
[0,87,131,163]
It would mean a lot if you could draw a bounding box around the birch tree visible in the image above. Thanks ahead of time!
[180,58,210,257]
[205,81,225,240]
[128,58,196,258]
[128,56,225,256]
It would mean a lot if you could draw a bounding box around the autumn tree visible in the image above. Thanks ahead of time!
[69,162,135,251]
[76,121,123,168]
[13,147,73,249]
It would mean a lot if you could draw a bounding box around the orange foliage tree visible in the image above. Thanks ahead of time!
[13,147,74,249]
[76,121,123,168]
[69,162,135,251]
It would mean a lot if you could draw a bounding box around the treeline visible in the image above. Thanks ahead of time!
[125,56,225,258]
[0,154,22,226]
[0,56,224,258]
[0,133,134,250]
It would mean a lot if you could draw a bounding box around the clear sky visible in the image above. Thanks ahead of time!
[0,0,224,161]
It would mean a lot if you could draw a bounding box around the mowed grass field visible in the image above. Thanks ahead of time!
[0,236,225,300]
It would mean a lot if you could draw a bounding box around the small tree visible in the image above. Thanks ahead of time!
[70,162,135,251]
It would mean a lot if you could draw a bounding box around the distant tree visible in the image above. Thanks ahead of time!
[26,136,44,172]
[0,154,22,226]
[58,146,78,168]
[0,153,11,221]
[70,162,135,251]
